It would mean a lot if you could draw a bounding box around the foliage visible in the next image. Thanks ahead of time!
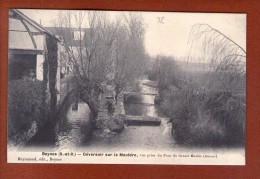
[154,24,246,146]
[161,88,245,146]
[187,24,246,93]
[114,13,147,99]
[8,79,46,141]
[148,55,182,92]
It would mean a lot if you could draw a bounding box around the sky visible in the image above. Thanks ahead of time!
[19,9,246,59]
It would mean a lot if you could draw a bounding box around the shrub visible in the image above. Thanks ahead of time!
[160,87,245,147]
[154,56,245,147]
[202,92,245,145]
[8,79,46,143]
[154,24,246,147]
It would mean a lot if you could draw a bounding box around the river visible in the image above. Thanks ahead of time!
[22,78,245,165]
[21,79,245,165]
[84,79,175,151]
[26,78,176,151]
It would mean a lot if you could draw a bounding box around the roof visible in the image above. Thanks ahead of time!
[10,9,60,41]
[45,27,91,47]
[9,9,60,51]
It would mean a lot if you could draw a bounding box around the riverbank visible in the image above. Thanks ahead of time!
[156,84,245,147]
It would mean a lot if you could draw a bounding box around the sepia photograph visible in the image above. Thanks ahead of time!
[7,9,246,165]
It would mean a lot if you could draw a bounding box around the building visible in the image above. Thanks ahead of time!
[8,9,61,105]
[45,27,91,77]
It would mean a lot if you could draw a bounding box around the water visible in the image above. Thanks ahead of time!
[83,79,176,151]
[27,102,92,150]
[22,78,244,165]
[124,80,159,117]
[27,78,176,151]
[53,102,92,150]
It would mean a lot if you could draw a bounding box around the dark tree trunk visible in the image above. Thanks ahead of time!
[46,34,58,114]
[79,89,100,120]
[115,93,118,105]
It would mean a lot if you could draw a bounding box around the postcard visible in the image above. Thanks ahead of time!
[7,9,246,165]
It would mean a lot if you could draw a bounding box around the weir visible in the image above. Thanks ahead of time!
[125,115,161,126]
[123,78,165,126]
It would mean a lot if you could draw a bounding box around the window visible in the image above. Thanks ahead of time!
[8,53,37,81]
[73,30,85,41]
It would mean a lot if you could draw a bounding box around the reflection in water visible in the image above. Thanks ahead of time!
[83,79,175,151]
[124,80,161,118]
[84,118,174,151]
[125,103,158,117]
[27,102,92,150]
[54,103,92,150]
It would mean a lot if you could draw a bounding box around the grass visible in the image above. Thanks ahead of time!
[159,84,245,147]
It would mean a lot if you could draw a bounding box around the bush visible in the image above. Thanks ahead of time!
[202,92,245,145]
[8,79,46,143]
[160,87,245,147]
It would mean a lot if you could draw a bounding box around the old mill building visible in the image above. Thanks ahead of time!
[8,9,62,106]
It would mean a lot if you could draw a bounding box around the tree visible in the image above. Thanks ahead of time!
[149,55,181,93]
[187,24,246,93]
[113,12,147,101]
[52,11,120,119]
[52,11,147,121]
